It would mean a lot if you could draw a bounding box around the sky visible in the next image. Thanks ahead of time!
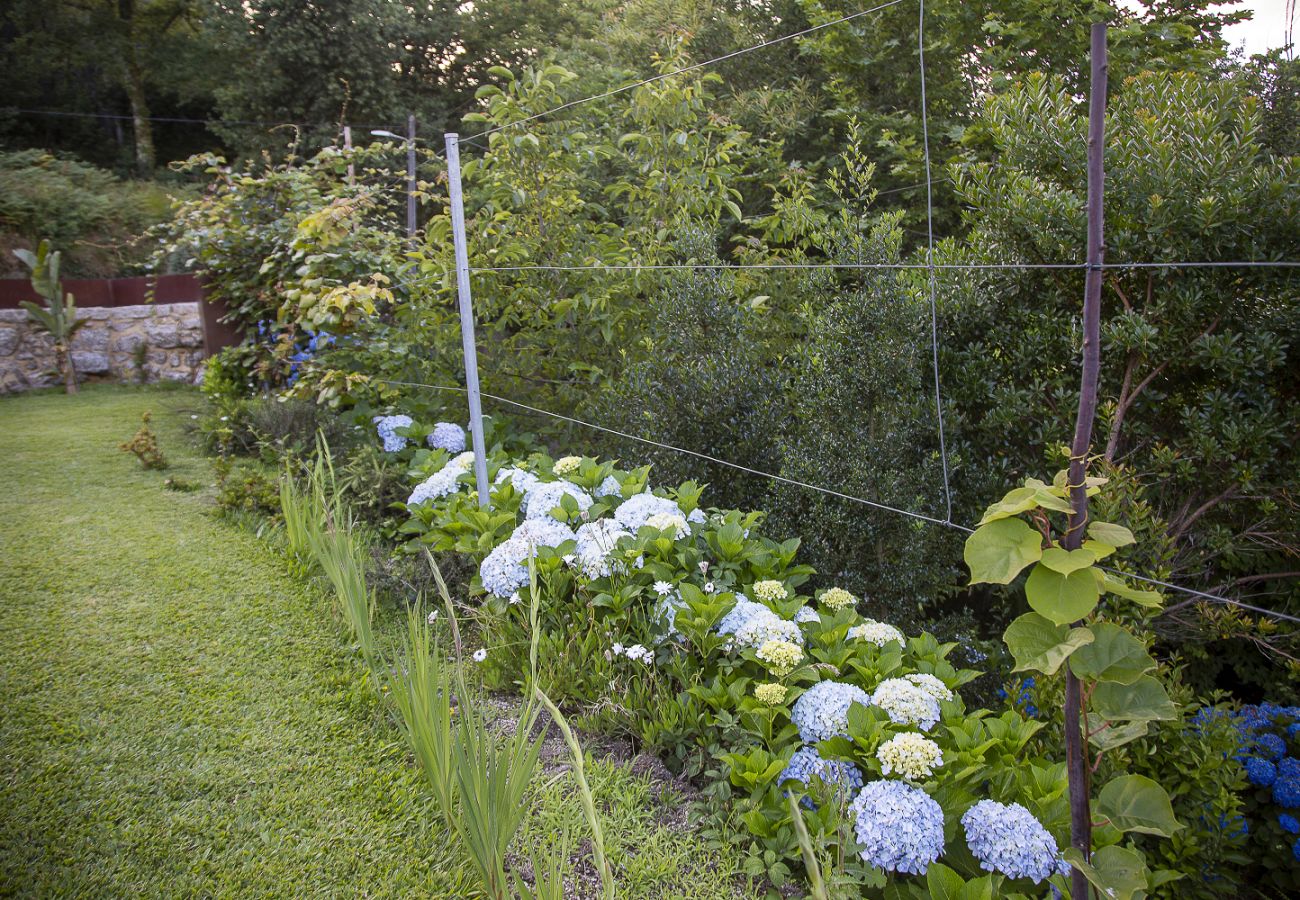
[1217,0,1296,55]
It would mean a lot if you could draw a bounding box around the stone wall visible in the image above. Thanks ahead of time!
[0,302,205,393]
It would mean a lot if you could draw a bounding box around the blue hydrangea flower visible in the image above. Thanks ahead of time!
[613,492,704,530]
[594,475,622,499]
[1293,836,1300,862]
[1279,814,1300,834]
[1242,759,1274,785]
[716,597,801,650]
[790,680,871,743]
[523,480,593,521]
[1274,775,1300,809]
[374,414,414,452]
[1253,732,1287,761]
[407,452,475,505]
[478,519,575,598]
[427,421,466,453]
[1244,757,1277,787]
[961,799,1067,884]
[793,605,819,624]
[779,746,864,807]
[849,780,945,875]
[1277,757,1300,780]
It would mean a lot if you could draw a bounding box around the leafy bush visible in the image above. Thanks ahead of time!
[0,150,179,277]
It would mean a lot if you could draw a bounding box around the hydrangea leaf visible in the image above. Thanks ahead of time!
[1091,675,1178,722]
[964,518,1043,585]
[1086,714,1150,751]
[1063,845,1149,900]
[1003,612,1094,675]
[924,863,996,900]
[1088,521,1136,547]
[1025,563,1100,625]
[1097,774,1183,836]
[1068,623,1157,684]
[1040,546,1097,575]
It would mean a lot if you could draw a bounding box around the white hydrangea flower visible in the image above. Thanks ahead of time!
[574,519,632,579]
[848,619,907,648]
[427,421,466,452]
[756,639,804,676]
[871,678,942,731]
[753,580,788,603]
[494,466,541,495]
[905,673,955,703]
[523,480,593,521]
[793,605,819,624]
[877,733,944,781]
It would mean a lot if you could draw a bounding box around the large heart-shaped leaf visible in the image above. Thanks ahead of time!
[1003,613,1094,675]
[1025,563,1100,625]
[976,486,1039,525]
[1086,714,1151,751]
[964,518,1043,585]
[1063,845,1149,900]
[1092,676,1177,722]
[1069,623,1156,684]
[1098,774,1183,836]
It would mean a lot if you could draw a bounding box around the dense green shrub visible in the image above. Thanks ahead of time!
[586,230,787,511]
[0,150,179,277]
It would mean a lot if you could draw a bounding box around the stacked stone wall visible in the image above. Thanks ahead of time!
[0,302,205,393]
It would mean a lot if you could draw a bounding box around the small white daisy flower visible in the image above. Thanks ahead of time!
[654,580,674,596]
[472,648,488,663]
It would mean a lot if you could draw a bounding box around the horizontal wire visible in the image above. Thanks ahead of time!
[378,377,954,527]
[5,106,399,132]
[466,260,1298,274]
[465,0,909,141]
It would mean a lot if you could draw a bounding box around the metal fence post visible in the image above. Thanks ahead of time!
[406,114,418,242]
[444,133,491,508]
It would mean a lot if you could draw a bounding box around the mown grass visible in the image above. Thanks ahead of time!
[0,384,745,898]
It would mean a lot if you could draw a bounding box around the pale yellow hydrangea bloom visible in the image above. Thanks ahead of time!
[819,587,857,611]
[753,579,788,603]
[553,455,583,476]
[754,682,789,706]
[756,638,804,676]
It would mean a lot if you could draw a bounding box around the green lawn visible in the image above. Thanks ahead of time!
[0,385,744,899]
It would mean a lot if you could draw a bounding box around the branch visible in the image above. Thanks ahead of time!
[1170,484,1239,544]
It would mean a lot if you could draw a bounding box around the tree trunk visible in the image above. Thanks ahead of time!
[117,0,154,176]
[58,343,78,395]
[122,57,155,176]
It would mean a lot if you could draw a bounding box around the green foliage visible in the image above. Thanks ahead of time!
[967,474,1188,894]
[0,151,180,276]
[944,70,1300,694]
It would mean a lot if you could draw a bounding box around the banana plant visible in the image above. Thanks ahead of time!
[14,241,84,394]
